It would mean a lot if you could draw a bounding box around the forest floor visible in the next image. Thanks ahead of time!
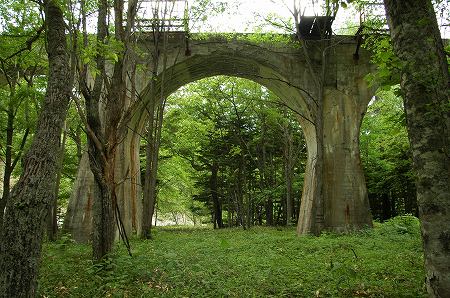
[38,216,426,297]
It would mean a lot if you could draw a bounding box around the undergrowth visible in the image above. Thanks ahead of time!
[38,215,425,297]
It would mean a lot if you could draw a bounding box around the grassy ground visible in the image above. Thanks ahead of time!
[38,216,426,297]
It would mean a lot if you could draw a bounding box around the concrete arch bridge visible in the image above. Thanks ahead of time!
[64,33,375,242]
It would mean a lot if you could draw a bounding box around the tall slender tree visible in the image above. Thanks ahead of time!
[77,0,139,259]
[0,0,71,295]
[383,0,450,296]
[142,0,181,239]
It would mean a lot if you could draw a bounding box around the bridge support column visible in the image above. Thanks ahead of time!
[296,120,321,234]
[64,129,142,242]
[114,129,143,238]
[321,88,373,232]
[297,87,373,235]
[62,153,94,242]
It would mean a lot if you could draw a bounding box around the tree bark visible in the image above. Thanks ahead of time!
[47,121,67,241]
[383,1,450,296]
[142,97,156,239]
[236,154,246,229]
[0,0,70,295]
[0,93,15,231]
[83,0,117,261]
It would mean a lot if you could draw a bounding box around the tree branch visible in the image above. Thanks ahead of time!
[11,128,30,171]
[0,24,45,62]
[71,94,107,164]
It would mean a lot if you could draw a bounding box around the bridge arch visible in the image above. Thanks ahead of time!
[122,39,326,236]
[65,35,375,241]
[128,40,318,134]
[123,36,375,235]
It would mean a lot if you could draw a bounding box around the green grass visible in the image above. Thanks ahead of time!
[38,216,426,297]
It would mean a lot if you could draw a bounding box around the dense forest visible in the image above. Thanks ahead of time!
[1,0,449,297]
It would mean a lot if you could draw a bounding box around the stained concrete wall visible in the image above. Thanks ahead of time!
[65,33,376,241]
[63,153,94,242]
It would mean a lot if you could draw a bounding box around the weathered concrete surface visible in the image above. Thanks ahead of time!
[114,130,142,237]
[66,33,375,240]
[63,153,94,242]
[321,42,375,231]
[63,132,142,243]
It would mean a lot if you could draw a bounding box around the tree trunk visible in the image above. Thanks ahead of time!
[47,121,67,240]
[0,98,14,231]
[210,162,223,228]
[227,194,231,227]
[90,161,115,261]
[74,125,83,162]
[83,0,117,261]
[266,153,275,226]
[142,98,156,239]
[0,1,70,295]
[383,1,450,296]
[142,99,165,239]
[282,120,295,225]
[381,193,391,220]
[266,198,273,226]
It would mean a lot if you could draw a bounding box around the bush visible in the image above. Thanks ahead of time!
[378,215,421,235]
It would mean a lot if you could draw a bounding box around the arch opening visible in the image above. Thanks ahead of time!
[137,74,310,228]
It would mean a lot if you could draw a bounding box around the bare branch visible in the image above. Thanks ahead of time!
[71,94,107,164]
[0,24,45,62]
[10,128,30,171]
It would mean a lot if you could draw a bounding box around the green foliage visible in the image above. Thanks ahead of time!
[0,0,41,34]
[188,0,231,32]
[156,155,207,223]
[0,0,47,185]
[78,34,124,77]
[364,33,402,88]
[39,219,426,297]
[56,104,85,216]
[376,215,421,236]
[0,0,45,70]
[360,89,416,219]
[156,76,306,226]
[189,0,228,23]
[190,32,297,48]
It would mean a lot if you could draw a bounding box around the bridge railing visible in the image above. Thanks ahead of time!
[135,0,189,32]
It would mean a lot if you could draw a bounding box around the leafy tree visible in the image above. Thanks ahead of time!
[156,155,207,225]
[360,90,416,220]
[158,76,306,228]
[0,0,45,230]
